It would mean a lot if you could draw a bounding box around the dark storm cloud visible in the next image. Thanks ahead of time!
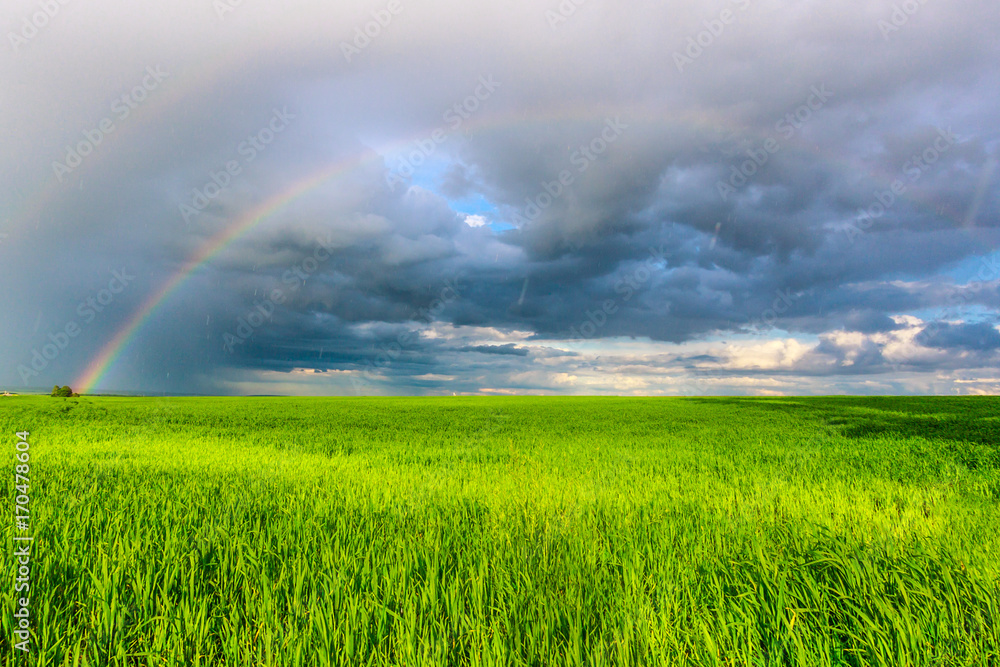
[457,344,529,357]
[916,322,1000,352]
[2,0,1000,395]
[835,310,902,334]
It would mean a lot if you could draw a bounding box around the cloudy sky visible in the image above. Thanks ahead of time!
[2,0,999,396]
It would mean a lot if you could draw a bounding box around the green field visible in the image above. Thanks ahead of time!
[2,396,999,666]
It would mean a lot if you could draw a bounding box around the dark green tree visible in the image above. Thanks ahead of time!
[57,385,72,397]
[51,385,60,397]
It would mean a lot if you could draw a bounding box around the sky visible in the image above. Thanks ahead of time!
[1,0,999,396]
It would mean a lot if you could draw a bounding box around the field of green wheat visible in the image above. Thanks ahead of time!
[1,396,998,666]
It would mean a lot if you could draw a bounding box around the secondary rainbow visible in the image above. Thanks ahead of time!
[73,160,359,394]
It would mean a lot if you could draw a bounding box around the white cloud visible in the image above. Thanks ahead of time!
[413,373,456,382]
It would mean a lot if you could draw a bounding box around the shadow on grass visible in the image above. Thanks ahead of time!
[682,396,1000,450]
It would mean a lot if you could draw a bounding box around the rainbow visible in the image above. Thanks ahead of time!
[72,159,361,393]
[67,107,745,394]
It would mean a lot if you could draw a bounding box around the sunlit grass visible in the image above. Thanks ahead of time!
[1,396,998,665]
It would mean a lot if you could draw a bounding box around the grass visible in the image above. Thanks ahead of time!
[1,395,998,666]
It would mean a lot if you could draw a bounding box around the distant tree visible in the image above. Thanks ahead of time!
[51,385,60,397]
[56,385,72,398]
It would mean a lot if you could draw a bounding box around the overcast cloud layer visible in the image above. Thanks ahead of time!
[2,0,999,396]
